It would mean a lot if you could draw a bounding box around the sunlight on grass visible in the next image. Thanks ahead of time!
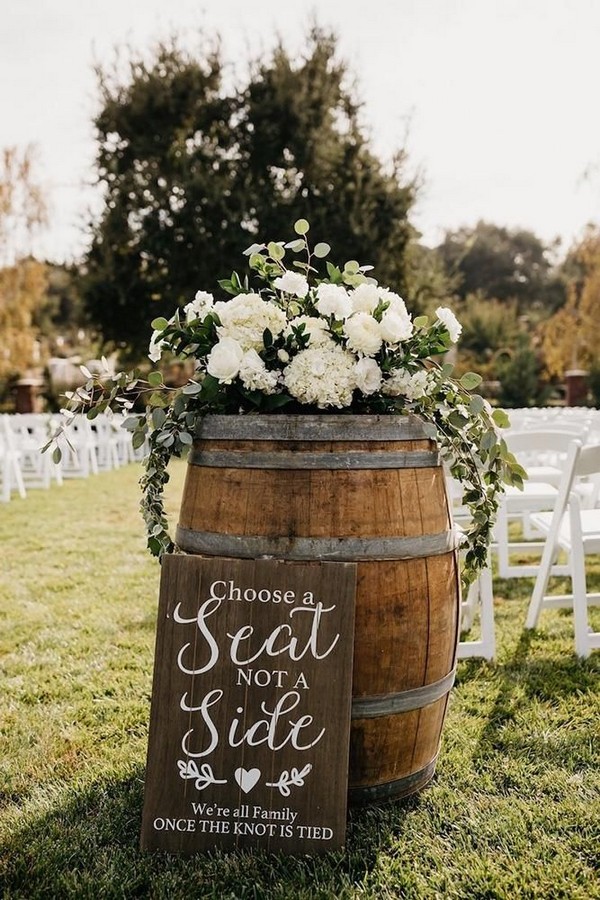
[1,462,599,899]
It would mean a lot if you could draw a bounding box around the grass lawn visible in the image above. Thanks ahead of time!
[1,461,599,899]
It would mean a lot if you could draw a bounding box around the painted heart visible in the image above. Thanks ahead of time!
[234,767,261,793]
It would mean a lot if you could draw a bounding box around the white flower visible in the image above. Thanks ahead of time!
[380,308,413,344]
[344,312,382,357]
[239,350,279,394]
[148,330,167,362]
[184,290,214,322]
[283,344,356,408]
[273,271,309,298]
[355,357,382,395]
[383,368,431,400]
[435,306,462,343]
[315,283,352,320]
[277,348,290,363]
[379,289,409,317]
[286,315,332,348]
[214,293,287,351]
[206,337,244,383]
[350,283,381,314]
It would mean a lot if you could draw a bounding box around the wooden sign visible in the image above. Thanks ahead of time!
[140,554,357,854]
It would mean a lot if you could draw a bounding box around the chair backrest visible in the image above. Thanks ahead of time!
[573,442,600,479]
[505,430,583,454]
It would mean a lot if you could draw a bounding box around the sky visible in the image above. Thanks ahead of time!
[1,0,599,263]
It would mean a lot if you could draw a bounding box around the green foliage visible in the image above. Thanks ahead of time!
[83,28,417,357]
[495,336,549,408]
[438,220,566,315]
[47,223,525,589]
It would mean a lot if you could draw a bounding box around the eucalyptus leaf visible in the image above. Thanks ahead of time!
[151,317,169,332]
[314,242,331,258]
[460,372,483,390]
[294,219,310,235]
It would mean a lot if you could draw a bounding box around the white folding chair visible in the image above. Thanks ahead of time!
[525,440,600,657]
[4,414,63,488]
[495,431,591,578]
[0,416,27,501]
[457,562,495,661]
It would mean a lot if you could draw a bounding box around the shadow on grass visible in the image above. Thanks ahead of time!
[0,770,424,900]
[464,629,600,778]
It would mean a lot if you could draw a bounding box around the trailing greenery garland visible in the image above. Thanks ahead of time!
[47,220,525,588]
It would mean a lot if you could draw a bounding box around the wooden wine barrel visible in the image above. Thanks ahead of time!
[176,414,461,803]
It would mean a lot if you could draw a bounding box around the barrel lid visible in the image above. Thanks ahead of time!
[195,414,431,442]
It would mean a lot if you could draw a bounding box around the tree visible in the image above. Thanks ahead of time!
[0,146,49,381]
[541,226,600,378]
[84,29,419,356]
[437,220,565,315]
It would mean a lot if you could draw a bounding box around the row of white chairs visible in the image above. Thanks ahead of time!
[0,413,144,502]
[457,419,600,660]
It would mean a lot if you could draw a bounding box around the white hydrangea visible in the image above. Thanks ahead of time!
[382,368,431,400]
[355,357,382,395]
[344,311,382,357]
[184,290,214,322]
[214,293,287,351]
[286,315,332,348]
[206,336,244,383]
[283,344,356,408]
[350,283,381,314]
[315,283,353,320]
[435,306,462,343]
[239,349,279,394]
[273,271,309,298]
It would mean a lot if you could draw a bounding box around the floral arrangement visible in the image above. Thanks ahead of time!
[47,219,525,587]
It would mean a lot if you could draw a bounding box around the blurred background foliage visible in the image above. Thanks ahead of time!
[1,25,599,410]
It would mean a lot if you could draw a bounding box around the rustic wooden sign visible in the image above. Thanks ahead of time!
[140,554,357,854]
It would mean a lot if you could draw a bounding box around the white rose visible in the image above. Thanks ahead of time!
[184,290,214,322]
[435,306,462,343]
[350,283,381,313]
[344,312,382,357]
[273,271,309,298]
[315,283,352,320]
[148,330,166,362]
[206,337,244,383]
[355,357,382,395]
[380,309,413,344]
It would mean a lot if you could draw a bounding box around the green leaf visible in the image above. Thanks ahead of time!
[249,253,264,269]
[149,391,168,407]
[294,219,310,235]
[344,260,360,275]
[179,431,193,445]
[152,408,167,429]
[52,447,62,465]
[414,315,429,328]
[182,382,203,395]
[267,241,285,261]
[132,431,146,450]
[460,372,483,390]
[151,317,169,331]
[285,239,305,252]
[314,242,331,258]
[148,371,163,387]
[492,408,510,428]
[469,395,485,415]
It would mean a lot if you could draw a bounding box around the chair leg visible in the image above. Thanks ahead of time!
[570,519,591,658]
[525,532,559,629]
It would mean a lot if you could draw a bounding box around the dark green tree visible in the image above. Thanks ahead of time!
[84,29,420,357]
[437,220,566,315]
